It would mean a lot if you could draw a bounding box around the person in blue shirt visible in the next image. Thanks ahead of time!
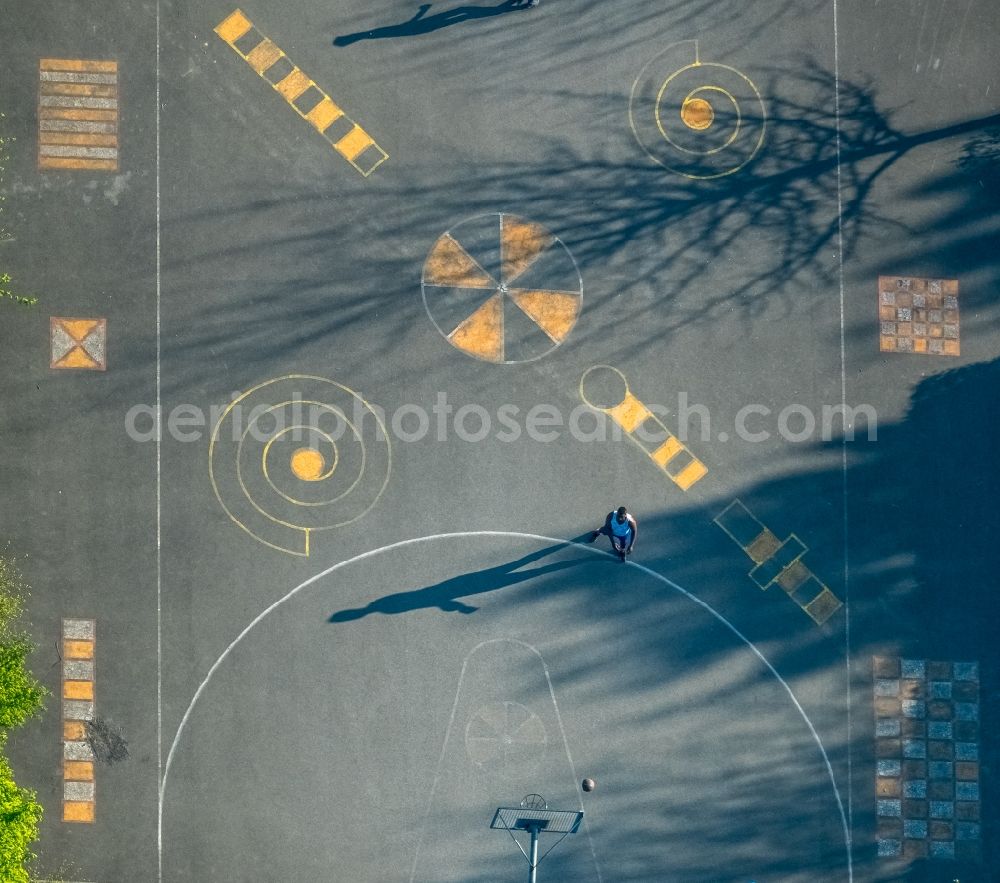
[589,506,637,561]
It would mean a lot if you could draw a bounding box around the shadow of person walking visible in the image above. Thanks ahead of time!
[333,0,529,47]
[328,536,594,621]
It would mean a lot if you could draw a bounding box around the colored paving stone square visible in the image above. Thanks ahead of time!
[877,777,901,797]
[872,657,980,864]
[878,277,960,356]
[877,839,901,857]
[876,718,901,737]
[877,738,901,758]
[927,740,953,760]
[874,678,899,696]
[50,318,107,370]
[873,656,901,678]
[928,780,953,801]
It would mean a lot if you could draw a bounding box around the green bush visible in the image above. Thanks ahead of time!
[0,736,42,883]
[0,639,44,730]
[0,555,46,880]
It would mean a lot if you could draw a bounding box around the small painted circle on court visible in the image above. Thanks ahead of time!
[421,213,583,364]
[629,40,766,179]
[291,447,327,481]
[579,364,630,412]
[465,701,547,767]
[209,375,391,556]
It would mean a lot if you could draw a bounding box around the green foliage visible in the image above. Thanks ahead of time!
[0,111,37,307]
[0,735,42,883]
[0,639,44,730]
[0,274,37,307]
[0,555,46,879]
[0,556,44,729]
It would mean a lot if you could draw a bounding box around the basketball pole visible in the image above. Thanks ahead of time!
[528,822,541,883]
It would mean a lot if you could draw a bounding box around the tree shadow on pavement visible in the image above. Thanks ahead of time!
[333,0,529,47]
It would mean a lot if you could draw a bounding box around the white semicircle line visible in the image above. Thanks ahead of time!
[159,531,852,882]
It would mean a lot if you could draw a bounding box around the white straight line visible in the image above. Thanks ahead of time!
[160,531,853,879]
[39,95,118,109]
[156,0,163,880]
[832,0,854,873]
[39,71,118,84]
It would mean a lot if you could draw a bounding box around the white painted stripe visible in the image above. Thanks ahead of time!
[161,531,853,883]
[63,619,95,639]
[64,780,95,801]
[40,71,118,84]
[157,2,164,880]
[63,660,95,680]
[64,740,94,761]
[41,119,117,133]
[40,145,118,159]
[39,95,118,109]
[63,699,95,720]
[832,4,854,877]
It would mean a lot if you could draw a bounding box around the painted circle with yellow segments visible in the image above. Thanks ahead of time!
[629,40,766,179]
[421,213,583,364]
[209,376,391,556]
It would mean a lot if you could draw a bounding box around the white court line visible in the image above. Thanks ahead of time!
[159,531,852,880]
[155,0,163,880]
[408,638,603,883]
[831,0,854,863]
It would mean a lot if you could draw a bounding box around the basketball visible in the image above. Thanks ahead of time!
[581,777,596,792]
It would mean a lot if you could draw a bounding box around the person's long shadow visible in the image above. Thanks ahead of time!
[329,536,595,622]
[333,0,528,47]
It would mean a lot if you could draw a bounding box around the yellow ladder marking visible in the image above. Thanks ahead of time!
[64,761,94,781]
[63,802,95,823]
[245,39,283,74]
[607,393,651,434]
[215,9,388,177]
[214,8,253,43]
[63,680,94,701]
[305,96,343,132]
[335,124,374,161]
[650,436,683,468]
[672,458,708,490]
[275,68,312,102]
[64,639,94,659]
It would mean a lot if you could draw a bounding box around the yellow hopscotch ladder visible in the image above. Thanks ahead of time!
[215,9,388,177]
[714,500,843,625]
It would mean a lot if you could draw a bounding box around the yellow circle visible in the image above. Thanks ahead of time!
[290,448,326,482]
[681,97,714,130]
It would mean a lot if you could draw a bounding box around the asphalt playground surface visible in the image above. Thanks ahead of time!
[1,0,998,881]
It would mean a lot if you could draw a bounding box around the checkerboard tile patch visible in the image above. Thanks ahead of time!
[873,656,980,862]
[878,276,959,356]
[63,619,95,823]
